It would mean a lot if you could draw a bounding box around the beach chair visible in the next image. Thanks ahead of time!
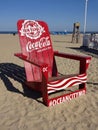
[14,19,91,107]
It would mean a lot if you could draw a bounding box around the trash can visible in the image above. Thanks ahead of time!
[83,35,90,47]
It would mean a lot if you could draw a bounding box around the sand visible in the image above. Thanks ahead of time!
[0,34,98,130]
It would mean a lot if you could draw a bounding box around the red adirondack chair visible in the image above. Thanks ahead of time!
[14,19,91,106]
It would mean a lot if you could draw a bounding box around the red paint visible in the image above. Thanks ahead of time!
[14,19,91,107]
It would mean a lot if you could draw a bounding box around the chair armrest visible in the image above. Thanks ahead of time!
[14,53,47,67]
[14,53,27,60]
[54,51,91,61]
[54,51,91,74]
[14,53,49,81]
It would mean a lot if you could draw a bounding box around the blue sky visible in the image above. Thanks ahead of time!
[0,0,98,32]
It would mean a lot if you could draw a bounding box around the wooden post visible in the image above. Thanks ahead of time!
[72,22,80,43]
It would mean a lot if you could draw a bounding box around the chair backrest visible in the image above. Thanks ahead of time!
[17,20,54,81]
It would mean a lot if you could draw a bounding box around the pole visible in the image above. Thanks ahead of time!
[84,0,88,34]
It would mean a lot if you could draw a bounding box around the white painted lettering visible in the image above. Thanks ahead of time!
[49,90,86,106]
[26,37,51,52]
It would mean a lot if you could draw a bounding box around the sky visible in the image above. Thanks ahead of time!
[0,0,98,32]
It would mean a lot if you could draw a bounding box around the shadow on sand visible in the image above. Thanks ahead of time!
[67,46,98,58]
[0,63,42,103]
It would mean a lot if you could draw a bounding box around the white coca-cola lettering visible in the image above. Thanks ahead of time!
[26,36,51,52]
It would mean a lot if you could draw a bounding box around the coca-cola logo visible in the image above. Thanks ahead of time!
[20,20,45,39]
[26,36,51,52]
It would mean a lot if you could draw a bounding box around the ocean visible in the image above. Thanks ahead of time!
[0,31,98,35]
[0,31,17,35]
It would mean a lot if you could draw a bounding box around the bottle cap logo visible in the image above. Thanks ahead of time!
[20,20,45,39]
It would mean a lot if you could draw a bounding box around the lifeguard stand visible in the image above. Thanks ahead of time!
[72,22,80,43]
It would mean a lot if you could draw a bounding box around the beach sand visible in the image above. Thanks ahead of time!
[0,34,98,130]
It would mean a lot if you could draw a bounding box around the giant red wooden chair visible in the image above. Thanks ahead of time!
[14,19,91,106]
